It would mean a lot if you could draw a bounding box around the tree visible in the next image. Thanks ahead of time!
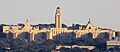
[94,32,110,50]
[60,47,71,52]
[80,33,94,46]
[71,47,82,52]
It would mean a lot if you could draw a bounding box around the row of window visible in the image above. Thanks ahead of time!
[52,30,64,35]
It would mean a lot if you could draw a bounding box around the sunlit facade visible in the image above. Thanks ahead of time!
[3,7,115,41]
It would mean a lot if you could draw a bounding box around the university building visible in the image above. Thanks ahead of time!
[3,7,115,41]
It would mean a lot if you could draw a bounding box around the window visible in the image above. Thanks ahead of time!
[89,27,91,29]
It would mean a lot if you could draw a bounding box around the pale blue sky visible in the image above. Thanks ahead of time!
[0,0,120,30]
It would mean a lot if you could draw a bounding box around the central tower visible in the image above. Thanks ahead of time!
[55,7,62,28]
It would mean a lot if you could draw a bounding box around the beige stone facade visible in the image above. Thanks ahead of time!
[3,7,115,41]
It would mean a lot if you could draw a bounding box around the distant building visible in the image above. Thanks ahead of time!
[114,31,120,37]
[107,38,120,50]
[3,7,115,41]
[56,45,95,50]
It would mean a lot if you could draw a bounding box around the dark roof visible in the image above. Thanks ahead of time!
[81,25,86,30]
[86,20,91,26]
[98,27,112,30]
[57,7,60,9]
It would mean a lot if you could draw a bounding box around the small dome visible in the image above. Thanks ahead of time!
[57,7,60,9]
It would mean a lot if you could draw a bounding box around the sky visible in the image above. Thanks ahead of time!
[0,0,120,30]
